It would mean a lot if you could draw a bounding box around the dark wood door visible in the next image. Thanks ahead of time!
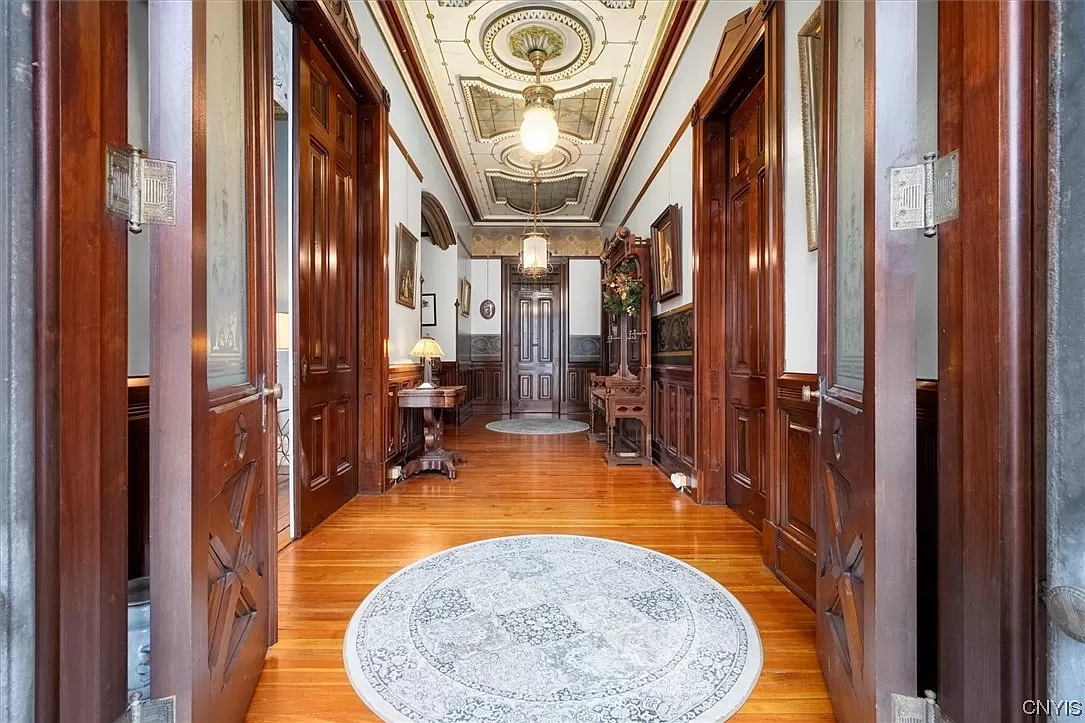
[148,1,277,720]
[724,78,768,530]
[815,2,918,720]
[295,32,358,534]
[510,274,560,414]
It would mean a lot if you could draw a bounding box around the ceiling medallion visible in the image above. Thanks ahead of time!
[480,6,594,82]
[501,145,572,175]
[508,26,564,62]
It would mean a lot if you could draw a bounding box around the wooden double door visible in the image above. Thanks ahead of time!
[509,271,563,415]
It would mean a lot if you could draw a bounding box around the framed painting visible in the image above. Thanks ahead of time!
[650,204,681,302]
[420,293,437,326]
[458,278,471,317]
[798,5,823,251]
[395,223,418,308]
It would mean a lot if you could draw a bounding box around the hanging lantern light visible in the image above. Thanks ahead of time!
[519,160,553,278]
[518,48,559,156]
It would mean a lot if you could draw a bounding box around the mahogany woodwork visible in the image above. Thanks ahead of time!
[764,373,818,609]
[33,1,61,718]
[724,78,769,531]
[296,31,359,535]
[245,416,834,721]
[565,361,596,416]
[590,228,653,465]
[35,2,130,718]
[936,1,1046,719]
[148,2,279,720]
[651,364,695,479]
[466,360,505,415]
[814,2,920,718]
[387,363,425,471]
[508,271,562,415]
[692,1,780,507]
[764,377,941,618]
[397,386,467,480]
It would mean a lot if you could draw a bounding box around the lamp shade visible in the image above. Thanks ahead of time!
[409,336,445,359]
[520,232,550,274]
[520,105,559,156]
[276,312,291,350]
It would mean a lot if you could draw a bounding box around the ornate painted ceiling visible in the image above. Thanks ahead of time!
[372,1,700,225]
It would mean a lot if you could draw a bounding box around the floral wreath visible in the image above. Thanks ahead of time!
[602,259,645,317]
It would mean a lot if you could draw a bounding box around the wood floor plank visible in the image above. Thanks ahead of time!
[246,416,834,722]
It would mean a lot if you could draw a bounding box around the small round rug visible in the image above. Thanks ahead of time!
[343,535,763,722]
[484,418,589,435]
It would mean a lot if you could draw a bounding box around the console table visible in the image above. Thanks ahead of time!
[397,385,467,480]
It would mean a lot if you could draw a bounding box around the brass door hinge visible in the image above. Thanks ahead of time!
[105,145,177,234]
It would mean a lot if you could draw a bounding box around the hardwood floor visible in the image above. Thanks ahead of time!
[245,416,834,722]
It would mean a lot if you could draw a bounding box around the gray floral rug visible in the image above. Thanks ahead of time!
[343,535,762,722]
[484,419,590,435]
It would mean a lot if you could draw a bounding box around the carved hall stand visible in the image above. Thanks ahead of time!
[589,227,653,465]
[397,385,467,479]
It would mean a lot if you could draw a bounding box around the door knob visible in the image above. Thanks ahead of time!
[263,381,283,400]
[801,385,820,402]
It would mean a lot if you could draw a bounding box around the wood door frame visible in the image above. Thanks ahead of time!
[281,0,390,495]
[935,1,1047,719]
[691,0,784,508]
[33,2,129,720]
[501,257,570,417]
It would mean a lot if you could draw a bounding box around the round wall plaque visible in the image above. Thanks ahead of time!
[480,299,496,319]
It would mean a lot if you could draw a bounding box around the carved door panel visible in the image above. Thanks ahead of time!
[295,32,358,535]
[725,78,768,530]
[816,2,918,720]
[510,276,559,414]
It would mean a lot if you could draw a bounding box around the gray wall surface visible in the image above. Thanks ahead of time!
[1047,1,1085,714]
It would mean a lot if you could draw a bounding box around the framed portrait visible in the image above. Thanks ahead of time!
[458,278,471,317]
[420,293,437,326]
[395,223,418,308]
[650,204,681,302]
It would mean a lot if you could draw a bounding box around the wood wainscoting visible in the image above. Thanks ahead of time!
[387,364,425,473]
[763,373,819,608]
[464,360,504,415]
[566,361,596,416]
[652,365,695,479]
[764,374,940,611]
[436,361,473,426]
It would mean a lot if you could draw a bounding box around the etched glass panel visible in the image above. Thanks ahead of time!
[833,0,865,391]
[206,0,249,389]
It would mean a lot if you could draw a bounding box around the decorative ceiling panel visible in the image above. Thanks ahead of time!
[372,0,699,224]
[487,171,586,215]
[462,77,612,143]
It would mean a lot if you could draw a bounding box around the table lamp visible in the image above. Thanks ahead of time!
[410,336,444,389]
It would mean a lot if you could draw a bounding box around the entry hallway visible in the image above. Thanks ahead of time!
[245,417,834,722]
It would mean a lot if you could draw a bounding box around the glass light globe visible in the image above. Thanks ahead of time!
[520,106,559,156]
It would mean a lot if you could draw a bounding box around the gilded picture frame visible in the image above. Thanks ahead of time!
[458,278,471,317]
[395,223,419,309]
[650,204,681,302]
[798,6,823,252]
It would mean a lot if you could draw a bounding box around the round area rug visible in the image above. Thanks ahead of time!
[485,418,589,435]
[343,535,763,722]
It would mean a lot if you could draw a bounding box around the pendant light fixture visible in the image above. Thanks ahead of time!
[518,159,553,278]
[518,45,559,156]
